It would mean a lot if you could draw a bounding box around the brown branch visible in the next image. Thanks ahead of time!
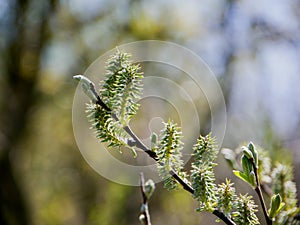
[252,162,272,225]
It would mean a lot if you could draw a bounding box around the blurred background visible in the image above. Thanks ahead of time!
[0,0,299,224]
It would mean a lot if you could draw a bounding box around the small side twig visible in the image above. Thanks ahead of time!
[252,162,272,225]
[140,173,152,225]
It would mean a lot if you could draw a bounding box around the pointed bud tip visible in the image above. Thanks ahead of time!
[73,75,83,81]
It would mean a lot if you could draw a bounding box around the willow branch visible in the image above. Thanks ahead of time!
[87,83,235,225]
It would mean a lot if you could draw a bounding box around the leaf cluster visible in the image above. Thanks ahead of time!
[223,144,300,224]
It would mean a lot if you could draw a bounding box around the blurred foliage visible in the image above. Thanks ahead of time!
[0,0,299,225]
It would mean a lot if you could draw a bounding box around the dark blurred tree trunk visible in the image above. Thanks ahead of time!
[0,0,57,224]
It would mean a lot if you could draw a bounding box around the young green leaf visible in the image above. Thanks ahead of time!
[269,194,285,219]
[242,146,254,161]
[248,142,258,168]
[241,154,253,177]
[233,170,251,184]
[234,154,257,188]
[249,171,256,188]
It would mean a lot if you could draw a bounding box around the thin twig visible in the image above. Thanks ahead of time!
[140,173,152,225]
[252,162,272,225]
[123,125,194,193]
[168,168,194,193]
[124,125,157,159]
[213,210,237,225]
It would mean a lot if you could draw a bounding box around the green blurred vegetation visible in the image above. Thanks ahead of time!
[0,0,299,225]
